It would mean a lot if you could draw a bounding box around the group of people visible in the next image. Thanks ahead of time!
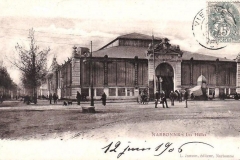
[48,93,58,104]
[76,91,107,106]
[155,89,189,108]
[47,91,107,106]
[138,90,148,104]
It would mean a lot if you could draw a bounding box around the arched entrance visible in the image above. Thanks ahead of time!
[155,63,174,97]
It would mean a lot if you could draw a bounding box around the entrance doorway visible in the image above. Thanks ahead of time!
[155,63,174,97]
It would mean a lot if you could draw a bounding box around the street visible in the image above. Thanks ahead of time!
[0,99,240,140]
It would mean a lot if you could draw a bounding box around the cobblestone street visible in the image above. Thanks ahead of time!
[0,99,240,140]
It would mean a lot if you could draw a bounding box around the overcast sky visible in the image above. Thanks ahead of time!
[0,0,240,84]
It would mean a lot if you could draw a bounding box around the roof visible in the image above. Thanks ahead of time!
[182,51,234,62]
[93,46,146,59]
[98,32,162,50]
[117,32,162,40]
[93,46,235,62]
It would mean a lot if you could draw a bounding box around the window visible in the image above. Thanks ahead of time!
[109,88,116,96]
[96,88,103,96]
[117,62,126,86]
[81,88,89,96]
[118,88,125,96]
[219,88,224,94]
[127,88,134,96]
[230,88,236,95]
[209,88,215,95]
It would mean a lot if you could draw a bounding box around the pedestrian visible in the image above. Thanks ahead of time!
[169,91,175,106]
[49,93,52,104]
[175,90,180,102]
[76,91,81,105]
[234,92,239,100]
[101,92,107,106]
[25,95,30,105]
[184,89,189,108]
[179,91,183,102]
[213,91,215,99]
[137,92,142,104]
[0,95,3,104]
[140,91,145,104]
[161,91,169,108]
[155,91,160,108]
[53,93,57,104]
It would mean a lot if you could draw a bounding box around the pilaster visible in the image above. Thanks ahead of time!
[71,58,81,98]
[175,62,182,90]
[236,62,240,93]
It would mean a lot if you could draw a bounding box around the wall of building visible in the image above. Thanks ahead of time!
[57,60,72,99]
[181,60,237,97]
[78,57,148,99]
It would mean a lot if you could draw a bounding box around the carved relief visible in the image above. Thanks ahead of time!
[146,38,183,60]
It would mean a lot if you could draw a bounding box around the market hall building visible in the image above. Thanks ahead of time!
[46,33,240,100]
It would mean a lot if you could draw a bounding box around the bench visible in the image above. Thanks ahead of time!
[82,106,95,113]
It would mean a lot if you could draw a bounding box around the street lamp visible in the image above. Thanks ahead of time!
[83,42,94,107]
[90,41,94,106]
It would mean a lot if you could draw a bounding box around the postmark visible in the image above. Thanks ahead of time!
[207,1,240,43]
[192,9,226,50]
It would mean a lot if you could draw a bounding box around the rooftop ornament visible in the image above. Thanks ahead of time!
[147,38,183,57]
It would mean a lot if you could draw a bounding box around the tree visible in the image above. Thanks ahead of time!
[0,63,15,98]
[13,28,50,99]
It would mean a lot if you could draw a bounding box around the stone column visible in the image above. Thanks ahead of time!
[190,58,193,85]
[57,69,62,99]
[175,61,182,90]
[104,55,108,86]
[148,58,154,99]
[70,43,82,99]
[216,58,219,86]
[71,58,81,98]
[103,56,109,97]
[134,56,138,87]
[236,57,240,93]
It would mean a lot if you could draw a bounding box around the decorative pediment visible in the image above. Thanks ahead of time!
[146,38,183,58]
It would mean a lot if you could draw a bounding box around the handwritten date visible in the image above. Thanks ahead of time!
[102,141,213,158]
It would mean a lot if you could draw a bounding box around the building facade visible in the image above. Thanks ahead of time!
[47,33,240,99]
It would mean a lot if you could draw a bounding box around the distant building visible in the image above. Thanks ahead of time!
[47,33,240,99]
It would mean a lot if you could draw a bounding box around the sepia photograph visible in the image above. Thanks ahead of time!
[0,0,240,159]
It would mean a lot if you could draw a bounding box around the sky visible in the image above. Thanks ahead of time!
[0,0,240,84]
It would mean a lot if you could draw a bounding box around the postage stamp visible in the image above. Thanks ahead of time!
[192,9,226,50]
[207,1,240,43]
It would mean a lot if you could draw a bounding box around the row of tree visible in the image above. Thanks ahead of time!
[1,28,49,101]
[0,63,17,98]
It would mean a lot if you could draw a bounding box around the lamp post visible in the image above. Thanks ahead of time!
[159,77,163,92]
[152,34,156,94]
[90,41,94,106]
[82,42,94,107]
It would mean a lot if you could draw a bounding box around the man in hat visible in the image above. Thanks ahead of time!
[155,91,160,108]
[184,89,189,108]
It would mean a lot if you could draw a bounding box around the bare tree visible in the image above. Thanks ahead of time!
[13,28,50,100]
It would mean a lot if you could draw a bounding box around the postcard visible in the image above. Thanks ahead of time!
[0,0,240,159]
